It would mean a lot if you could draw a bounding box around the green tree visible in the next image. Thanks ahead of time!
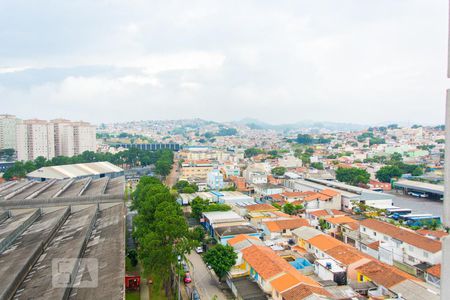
[191,197,209,219]
[190,226,206,244]
[310,162,324,170]
[271,166,286,177]
[203,244,237,281]
[335,167,370,186]
[296,134,314,145]
[244,148,264,158]
[376,166,402,183]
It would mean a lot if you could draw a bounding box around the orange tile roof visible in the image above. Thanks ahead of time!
[309,209,345,218]
[270,273,302,293]
[426,264,441,278]
[227,234,259,246]
[360,219,442,253]
[307,234,344,251]
[264,219,309,232]
[246,203,278,212]
[242,245,288,279]
[326,216,358,225]
[281,283,333,300]
[271,211,291,218]
[367,241,380,251]
[325,244,368,266]
[320,189,339,197]
[304,193,331,202]
[355,260,415,288]
[417,229,449,239]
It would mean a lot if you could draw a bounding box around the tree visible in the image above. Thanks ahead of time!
[436,139,445,144]
[282,203,303,215]
[310,162,324,170]
[369,137,385,146]
[203,244,237,281]
[335,167,370,186]
[191,197,209,219]
[271,166,286,177]
[190,226,206,244]
[376,166,402,183]
[244,148,264,158]
[296,134,314,145]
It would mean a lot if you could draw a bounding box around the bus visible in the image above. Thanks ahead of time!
[397,214,441,227]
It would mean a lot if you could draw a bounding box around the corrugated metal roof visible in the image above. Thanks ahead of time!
[27,162,123,179]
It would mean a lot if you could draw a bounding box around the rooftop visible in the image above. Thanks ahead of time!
[27,161,123,180]
[360,219,441,253]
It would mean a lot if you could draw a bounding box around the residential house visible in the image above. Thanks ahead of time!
[355,260,439,300]
[425,264,440,288]
[292,227,323,250]
[305,209,346,227]
[325,244,371,282]
[359,219,442,269]
[262,218,310,240]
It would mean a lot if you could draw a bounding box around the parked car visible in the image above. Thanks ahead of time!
[182,261,189,272]
[195,246,203,254]
[408,191,428,198]
[184,272,192,284]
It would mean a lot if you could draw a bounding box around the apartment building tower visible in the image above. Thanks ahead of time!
[0,114,20,150]
[72,121,96,155]
[16,119,55,161]
[16,119,97,162]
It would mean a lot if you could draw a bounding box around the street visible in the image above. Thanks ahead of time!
[187,252,229,300]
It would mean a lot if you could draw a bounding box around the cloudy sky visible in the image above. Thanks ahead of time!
[0,0,448,125]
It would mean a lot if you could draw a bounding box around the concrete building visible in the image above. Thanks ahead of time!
[52,119,75,157]
[16,119,55,161]
[72,121,97,155]
[180,159,214,181]
[0,114,20,150]
[16,119,96,162]
[207,169,225,190]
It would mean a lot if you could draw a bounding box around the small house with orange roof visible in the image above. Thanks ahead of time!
[325,244,372,282]
[262,218,310,240]
[355,260,439,300]
[305,234,345,259]
[305,209,346,227]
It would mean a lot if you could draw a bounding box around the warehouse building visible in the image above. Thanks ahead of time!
[27,161,124,181]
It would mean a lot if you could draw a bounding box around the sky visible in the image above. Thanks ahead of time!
[0,0,448,125]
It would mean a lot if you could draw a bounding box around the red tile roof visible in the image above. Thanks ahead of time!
[325,244,368,265]
[309,209,346,218]
[355,260,416,288]
[246,203,278,212]
[227,234,259,246]
[264,219,309,232]
[307,234,344,251]
[426,264,441,278]
[281,283,333,300]
[360,219,441,253]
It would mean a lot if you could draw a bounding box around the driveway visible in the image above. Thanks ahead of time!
[187,252,229,300]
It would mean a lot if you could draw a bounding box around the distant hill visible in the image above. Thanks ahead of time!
[236,118,367,132]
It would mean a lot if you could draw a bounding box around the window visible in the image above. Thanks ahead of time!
[362,227,366,232]
[424,251,429,258]
[373,232,377,237]
[383,236,388,241]
[409,245,414,252]
[359,274,365,282]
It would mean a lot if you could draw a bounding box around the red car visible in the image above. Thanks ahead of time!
[184,272,192,284]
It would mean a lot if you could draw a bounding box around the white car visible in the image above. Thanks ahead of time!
[195,246,203,254]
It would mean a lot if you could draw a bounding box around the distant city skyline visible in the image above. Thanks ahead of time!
[0,1,447,125]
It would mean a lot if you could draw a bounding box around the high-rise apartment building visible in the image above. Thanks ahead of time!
[52,119,75,157]
[0,114,20,150]
[16,119,55,161]
[72,121,97,155]
[15,118,96,161]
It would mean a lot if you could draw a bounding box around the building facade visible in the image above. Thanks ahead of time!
[0,114,20,150]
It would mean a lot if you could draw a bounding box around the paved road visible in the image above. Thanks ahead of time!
[387,191,443,218]
[187,252,228,300]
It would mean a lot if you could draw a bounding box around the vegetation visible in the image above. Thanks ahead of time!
[295,134,331,145]
[244,147,264,158]
[282,203,303,215]
[271,166,286,177]
[310,162,324,170]
[132,176,196,297]
[190,197,231,219]
[173,180,199,194]
[3,148,174,180]
[369,137,386,146]
[203,244,237,281]
[335,167,370,186]
[375,166,403,183]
